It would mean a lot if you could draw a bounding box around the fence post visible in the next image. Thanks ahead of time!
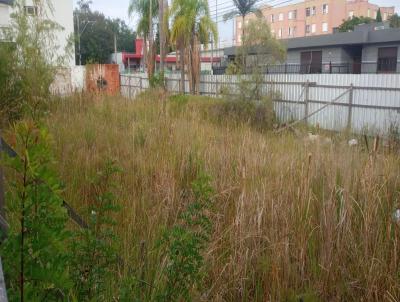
[139,77,143,92]
[304,80,310,124]
[347,84,354,130]
[128,76,131,99]
[216,78,219,97]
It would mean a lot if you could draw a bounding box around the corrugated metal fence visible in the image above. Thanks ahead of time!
[121,73,400,134]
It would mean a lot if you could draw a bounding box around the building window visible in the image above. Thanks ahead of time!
[279,13,284,21]
[311,24,316,33]
[288,10,297,20]
[367,9,371,17]
[305,25,311,34]
[374,11,377,18]
[270,14,275,23]
[288,26,296,37]
[24,5,38,16]
[237,21,242,29]
[377,47,398,73]
[306,7,316,17]
[301,51,322,73]
[311,7,316,16]
[384,12,388,21]
[278,28,283,38]
[349,11,354,19]
[322,4,329,15]
[322,22,328,32]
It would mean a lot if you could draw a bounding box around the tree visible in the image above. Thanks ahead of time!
[170,0,217,94]
[128,0,159,79]
[1,0,70,122]
[376,8,382,22]
[223,0,262,44]
[338,16,374,32]
[2,122,73,301]
[158,0,169,75]
[108,18,137,53]
[389,13,400,28]
[74,2,136,65]
[240,18,286,72]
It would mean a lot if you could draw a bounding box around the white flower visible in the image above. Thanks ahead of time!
[91,210,97,216]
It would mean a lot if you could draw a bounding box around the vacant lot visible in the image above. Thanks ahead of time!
[44,91,400,301]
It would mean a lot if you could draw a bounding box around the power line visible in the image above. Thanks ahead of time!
[209,0,301,20]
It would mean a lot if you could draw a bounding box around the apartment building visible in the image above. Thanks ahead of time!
[235,0,395,44]
[0,0,75,66]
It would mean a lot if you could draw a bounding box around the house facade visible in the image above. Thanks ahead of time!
[222,23,400,74]
[0,0,75,66]
[236,0,395,44]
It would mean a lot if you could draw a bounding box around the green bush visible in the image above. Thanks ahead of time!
[209,98,276,131]
[155,171,214,301]
[149,72,165,89]
[1,121,73,301]
[71,160,122,301]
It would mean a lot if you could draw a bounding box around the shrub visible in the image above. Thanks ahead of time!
[149,72,165,89]
[155,171,214,301]
[1,121,73,301]
[70,160,122,301]
[209,97,276,131]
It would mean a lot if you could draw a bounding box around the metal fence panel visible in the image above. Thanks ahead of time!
[120,73,400,134]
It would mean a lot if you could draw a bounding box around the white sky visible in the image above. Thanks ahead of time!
[74,0,399,43]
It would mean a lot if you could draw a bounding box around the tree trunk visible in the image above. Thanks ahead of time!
[158,0,166,74]
[179,45,185,93]
[143,36,147,72]
[242,15,246,69]
[148,0,154,79]
[190,35,201,95]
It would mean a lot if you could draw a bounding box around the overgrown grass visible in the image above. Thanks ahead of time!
[45,91,400,301]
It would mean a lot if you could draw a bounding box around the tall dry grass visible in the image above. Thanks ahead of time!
[46,91,400,301]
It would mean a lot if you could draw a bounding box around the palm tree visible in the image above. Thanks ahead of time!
[128,0,158,78]
[223,0,262,44]
[158,0,169,75]
[170,0,217,94]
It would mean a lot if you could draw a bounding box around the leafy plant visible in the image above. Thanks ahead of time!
[338,16,374,32]
[71,160,122,301]
[1,121,72,301]
[156,171,214,301]
[149,72,165,88]
[1,0,71,123]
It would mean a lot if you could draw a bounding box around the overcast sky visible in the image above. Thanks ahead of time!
[74,0,399,43]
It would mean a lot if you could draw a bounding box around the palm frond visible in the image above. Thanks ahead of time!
[223,10,240,21]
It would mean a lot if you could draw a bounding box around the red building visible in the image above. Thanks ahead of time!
[120,39,221,73]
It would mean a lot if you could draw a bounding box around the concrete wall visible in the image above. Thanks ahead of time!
[48,0,75,67]
[286,47,354,73]
[0,4,9,27]
[361,44,400,73]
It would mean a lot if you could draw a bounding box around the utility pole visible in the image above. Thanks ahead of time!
[77,13,81,66]
[114,34,117,62]
[76,13,94,66]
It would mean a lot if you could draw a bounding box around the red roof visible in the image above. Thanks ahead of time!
[122,48,221,64]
